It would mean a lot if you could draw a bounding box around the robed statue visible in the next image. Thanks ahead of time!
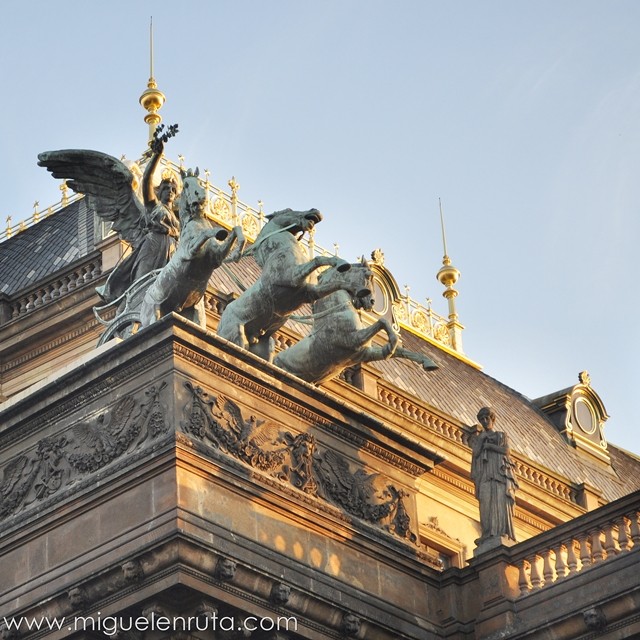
[470,407,518,551]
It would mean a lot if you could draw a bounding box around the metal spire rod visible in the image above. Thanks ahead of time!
[439,197,449,258]
[150,16,154,79]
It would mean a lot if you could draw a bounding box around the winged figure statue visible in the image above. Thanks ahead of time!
[38,124,180,303]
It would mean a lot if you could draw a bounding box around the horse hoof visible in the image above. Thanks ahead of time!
[337,260,351,272]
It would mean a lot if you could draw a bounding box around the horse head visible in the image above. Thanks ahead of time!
[179,167,206,221]
[259,208,323,242]
[318,260,374,306]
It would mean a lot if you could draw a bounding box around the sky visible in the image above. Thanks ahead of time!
[1,1,639,455]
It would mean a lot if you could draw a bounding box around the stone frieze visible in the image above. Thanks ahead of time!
[0,383,169,520]
[181,381,416,542]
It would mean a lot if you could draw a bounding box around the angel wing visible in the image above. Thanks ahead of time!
[38,149,146,246]
[240,417,281,447]
[317,449,355,493]
[211,395,246,439]
[0,456,30,498]
[71,418,114,452]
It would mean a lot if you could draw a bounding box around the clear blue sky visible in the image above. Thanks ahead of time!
[1,1,639,455]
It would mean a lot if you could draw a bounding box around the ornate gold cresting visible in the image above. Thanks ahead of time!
[60,180,69,206]
[139,17,166,144]
[228,176,240,225]
[436,199,464,353]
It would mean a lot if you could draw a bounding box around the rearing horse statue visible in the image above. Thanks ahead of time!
[217,208,350,361]
[139,168,245,328]
[274,260,438,384]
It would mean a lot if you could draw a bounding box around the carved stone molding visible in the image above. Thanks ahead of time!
[0,343,173,451]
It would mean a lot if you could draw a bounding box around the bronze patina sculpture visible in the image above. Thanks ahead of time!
[217,208,351,362]
[274,260,438,384]
[39,127,244,341]
[138,167,244,328]
[38,124,181,304]
[470,407,519,551]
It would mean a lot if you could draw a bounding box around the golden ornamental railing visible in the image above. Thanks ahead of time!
[0,186,82,243]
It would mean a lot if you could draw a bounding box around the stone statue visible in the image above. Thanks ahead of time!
[38,123,181,304]
[470,407,518,550]
[274,259,437,384]
[217,208,351,362]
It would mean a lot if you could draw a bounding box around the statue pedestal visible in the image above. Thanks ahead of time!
[473,535,516,557]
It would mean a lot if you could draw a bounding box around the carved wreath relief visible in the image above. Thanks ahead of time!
[0,384,169,520]
[181,381,416,541]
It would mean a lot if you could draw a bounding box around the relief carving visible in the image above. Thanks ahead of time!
[181,382,416,541]
[0,383,168,521]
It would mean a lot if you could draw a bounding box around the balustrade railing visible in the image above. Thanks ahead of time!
[511,491,640,597]
[4,259,101,322]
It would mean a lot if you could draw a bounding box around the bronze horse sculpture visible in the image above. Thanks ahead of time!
[217,208,350,361]
[91,168,244,343]
[274,260,438,384]
[139,168,245,328]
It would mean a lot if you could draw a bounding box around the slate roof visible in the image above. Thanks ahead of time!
[0,199,94,296]
[368,329,640,503]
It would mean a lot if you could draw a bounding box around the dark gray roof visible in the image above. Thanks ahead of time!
[0,198,94,296]
[369,329,640,503]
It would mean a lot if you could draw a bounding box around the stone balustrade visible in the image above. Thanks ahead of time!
[5,259,101,322]
[510,490,640,597]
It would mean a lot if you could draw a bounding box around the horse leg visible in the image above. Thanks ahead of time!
[357,345,438,372]
[217,305,251,350]
[225,226,246,262]
[249,335,275,362]
[180,297,207,329]
[187,227,228,260]
[391,347,438,371]
[289,255,350,290]
[349,319,399,361]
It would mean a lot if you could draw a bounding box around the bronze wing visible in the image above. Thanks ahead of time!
[38,149,146,246]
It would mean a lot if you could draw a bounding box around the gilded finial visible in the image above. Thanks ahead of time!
[370,248,385,265]
[33,201,40,223]
[139,17,166,144]
[204,169,211,202]
[229,177,240,224]
[60,180,69,206]
[435,199,464,353]
[307,226,316,258]
[578,370,591,386]
[333,242,340,256]
[6,215,12,239]
[228,176,239,198]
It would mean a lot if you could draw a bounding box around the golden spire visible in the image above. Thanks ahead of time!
[436,199,464,353]
[139,17,166,143]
